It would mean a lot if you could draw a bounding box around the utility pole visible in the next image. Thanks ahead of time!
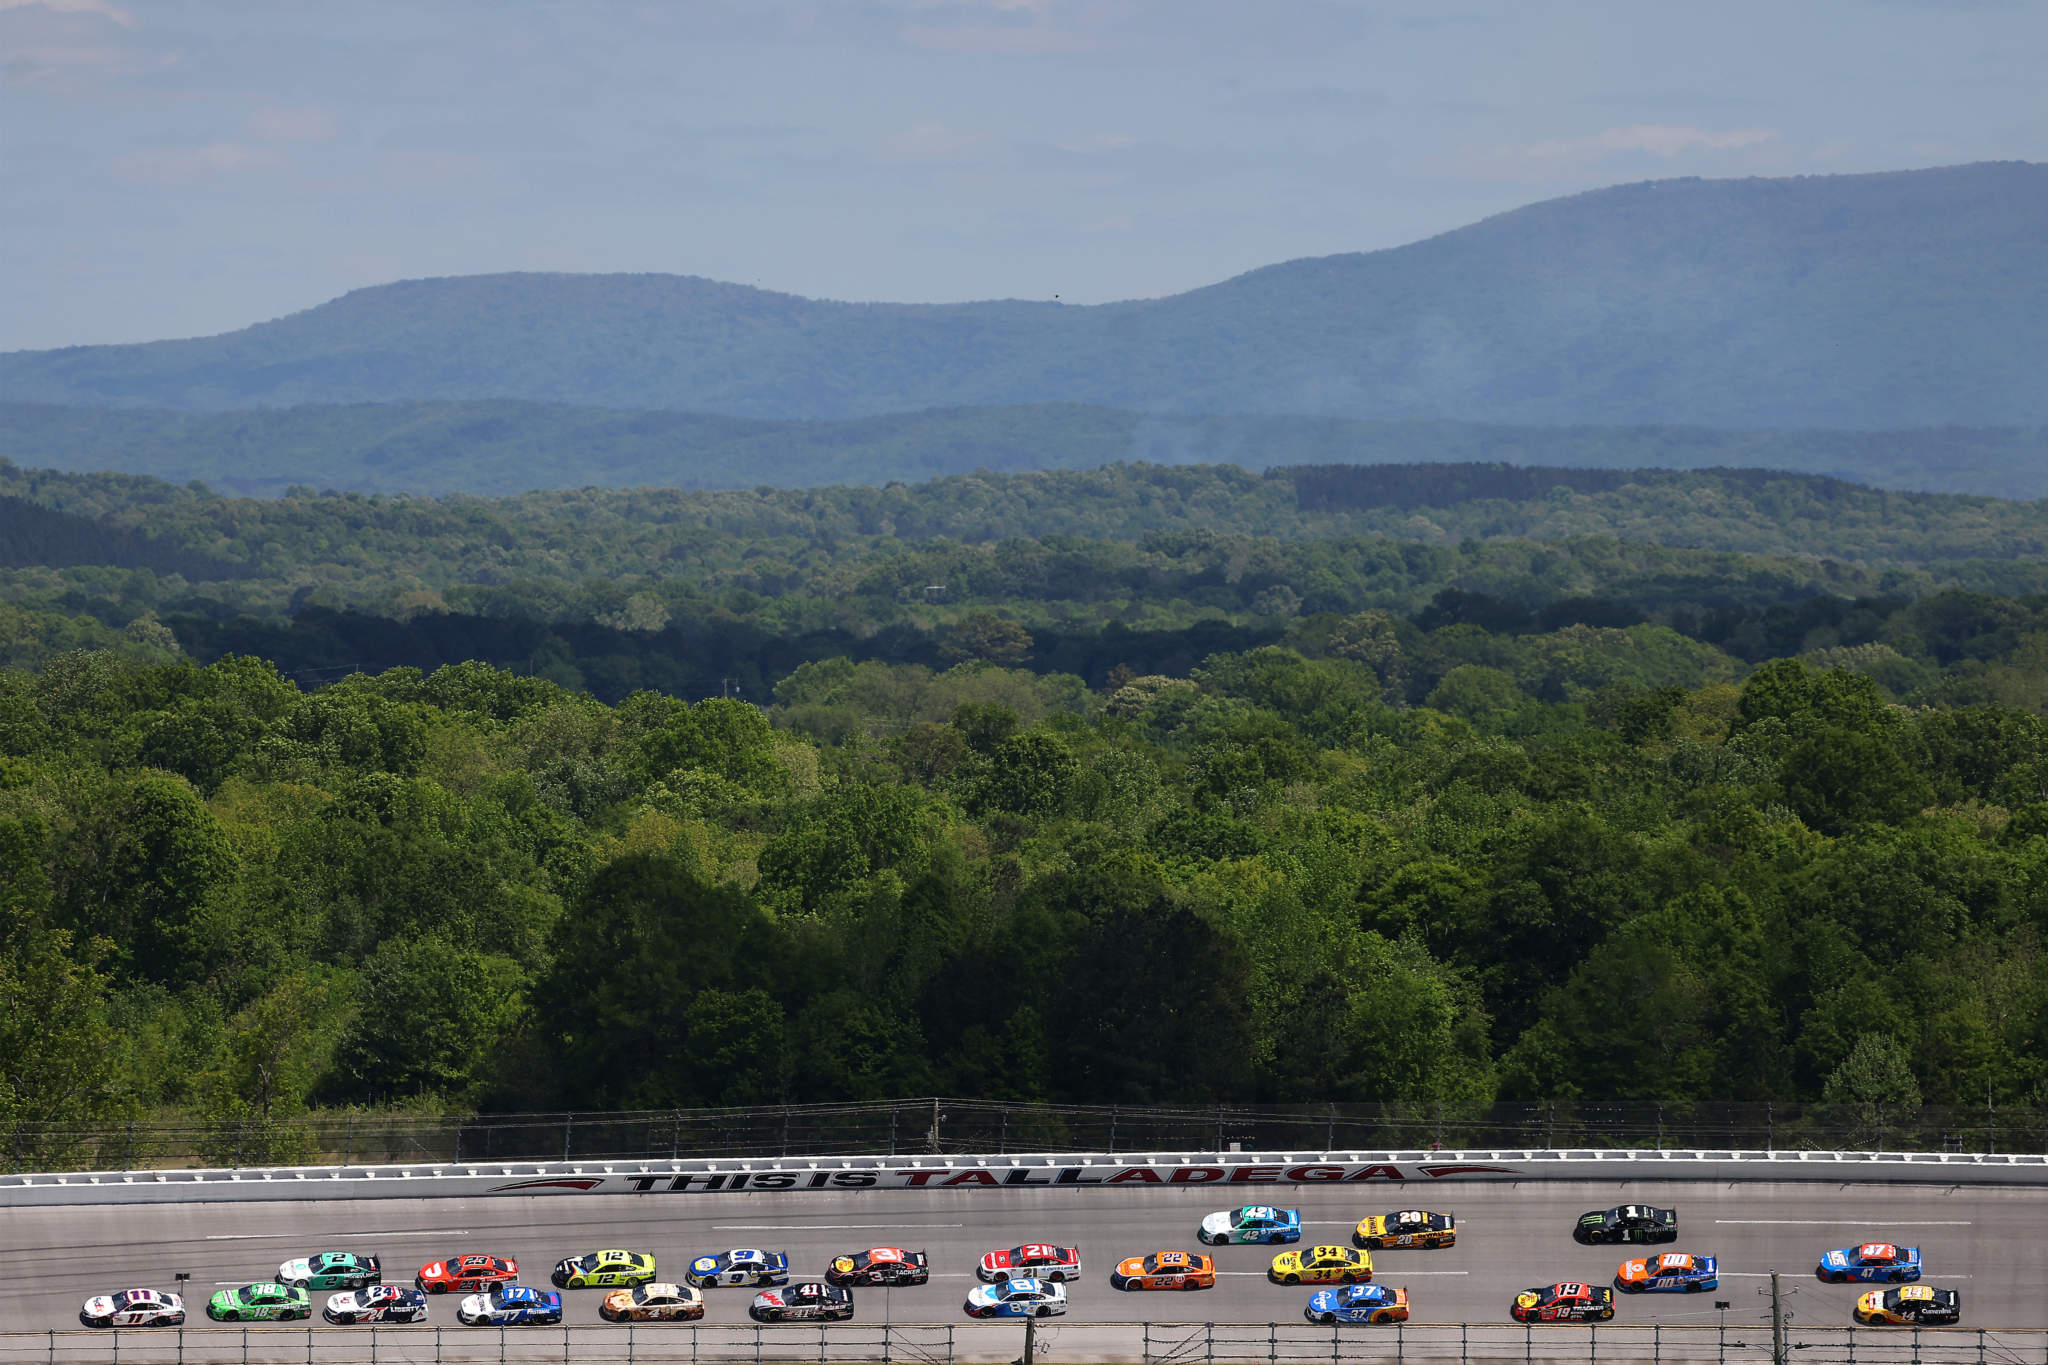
[1770,1271,1787,1365]
[1022,1314,1037,1365]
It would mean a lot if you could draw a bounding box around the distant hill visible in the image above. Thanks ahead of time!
[2,400,2045,499]
[0,494,248,578]
[2,162,2045,429]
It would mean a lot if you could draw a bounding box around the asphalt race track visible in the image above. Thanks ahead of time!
[3,1179,2042,1362]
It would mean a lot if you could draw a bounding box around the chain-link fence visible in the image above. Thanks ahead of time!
[2,1322,2042,1365]
[8,1098,2046,1174]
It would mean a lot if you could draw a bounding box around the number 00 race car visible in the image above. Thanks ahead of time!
[1615,1252,1719,1293]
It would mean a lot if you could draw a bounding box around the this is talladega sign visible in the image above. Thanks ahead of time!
[492,1161,1521,1195]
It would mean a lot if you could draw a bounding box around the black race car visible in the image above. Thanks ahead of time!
[750,1282,853,1323]
[825,1248,930,1287]
[1573,1205,1677,1245]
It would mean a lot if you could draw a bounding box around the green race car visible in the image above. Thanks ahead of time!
[278,1251,381,1290]
[207,1283,311,1321]
[553,1249,657,1289]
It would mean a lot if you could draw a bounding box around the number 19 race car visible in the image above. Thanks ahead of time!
[751,1282,854,1322]
[1305,1284,1410,1325]
[1615,1252,1718,1293]
[826,1248,930,1287]
[1855,1286,1960,1326]
[323,1286,429,1325]
[80,1290,184,1329]
[1353,1210,1455,1250]
[1511,1283,1615,1323]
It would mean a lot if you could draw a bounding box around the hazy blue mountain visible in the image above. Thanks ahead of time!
[2,162,2044,429]
[4,400,2046,499]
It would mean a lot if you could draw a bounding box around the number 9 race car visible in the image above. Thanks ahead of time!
[686,1249,790,1288]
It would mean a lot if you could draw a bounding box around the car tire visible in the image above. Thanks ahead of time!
[1035,1306,1051,1318]
[1283,1274,1300,1285]
[1599,1308,1614,1322]
[1316,1311,1336,1325]
[219,1311,238,1322]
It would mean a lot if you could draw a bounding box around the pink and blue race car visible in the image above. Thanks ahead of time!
[1816,1242,1921,1283]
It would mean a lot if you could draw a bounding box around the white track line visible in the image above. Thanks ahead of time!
[1720,1272,1973,1281]
[712,1224,965,1231]
[1713,1220,1970,1226]
[204,1230,470,1240]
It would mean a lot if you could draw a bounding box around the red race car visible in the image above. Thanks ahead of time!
[826,1248,931,1287]
[1511,1282,1615,1323]
[415,1255,519,1294]
[978,1243,1082,1283]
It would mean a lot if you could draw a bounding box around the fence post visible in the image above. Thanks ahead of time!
[1654,1322,1660,1364]
[371,1326,377,1363]
[344,1114,354,1167]
[307,1323,313,1364]
[234,1118,245,1168]
[883,1322,891,1365]
[1330,1319,1338,1365]
[562,1115,573,1162]
[242,1325,249,1365]
[1269,1321,1277,1365]
[436,1325,442,1364]
[756,1321,764,1364]
[500,1325,507,1365]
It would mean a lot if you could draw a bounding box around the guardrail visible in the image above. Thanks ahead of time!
[9,1097,2040,1174]
[6,1147,2048,1206]
[2,1321,2041,1365]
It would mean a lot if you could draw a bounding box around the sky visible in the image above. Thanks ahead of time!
[1,0,2043,352]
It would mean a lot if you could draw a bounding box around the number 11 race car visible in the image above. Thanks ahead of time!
[80,1290,184,1328]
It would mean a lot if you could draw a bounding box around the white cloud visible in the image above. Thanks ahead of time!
[0,0,134,26]
[245,103,339,143]
[114,141,283,185]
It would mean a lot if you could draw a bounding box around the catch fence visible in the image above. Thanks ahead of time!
[3,1322,2043,1365]
[8,1098,2046,1174]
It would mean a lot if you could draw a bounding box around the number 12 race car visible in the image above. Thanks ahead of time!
[1511,1283,1615,1323]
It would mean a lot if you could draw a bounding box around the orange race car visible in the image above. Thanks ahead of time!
[1110,1251,1216,1291]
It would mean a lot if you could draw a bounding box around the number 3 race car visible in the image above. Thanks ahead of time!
[79,1290,184,1329]
[1305,1284,1410,1325]
[1199,1205,1302,1245]
[1512,1283,1616,1323]
[1855,1286,1960,1326]
[978,1243,1082,1282]
[1818,1242,1922,1283]
[323,1286,429,1325]
[826,1247,930,1287]
[1615,1252,1719,1293]
[1354,1210,1455,1250]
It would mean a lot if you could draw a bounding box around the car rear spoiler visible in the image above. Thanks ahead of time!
[363,1255,381,1274]
[911,1251,929,1267]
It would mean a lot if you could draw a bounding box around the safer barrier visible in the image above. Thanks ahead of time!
[3,1321,2043,1365]
[5,1146,2048,1207]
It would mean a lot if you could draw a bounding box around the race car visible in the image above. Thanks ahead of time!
[279,1252,381,1291]
[1854,1285,1960,1326]
[1199,1205,1302,1245]
[1110,1250,1215,1291]
[1270,1245,1374,1285]
[978,1243,1082,1283]
[1354,1210,1456,1251]
[455,1284,563,1326]
[1573,1205,1678,1246]
[416,1254,519,1294]
[600,1283,706,1323]
[1615,1252,1719,1293]
[826,1247,931,1287]
[207,1283,312,1322]
[1817,1242,1922,1283]
[1305,1284,1410,1325]
[553,1249,657,1289]
[965,1277,1068,1319]
[323,1286,429,1325]
[79,1289,184,1328]
[686,1249,791,1288]
[750,1282,855,1323]
[1511,1282,1616,1323]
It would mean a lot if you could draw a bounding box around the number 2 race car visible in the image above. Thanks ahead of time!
[1511,1282,1615,1323]
[1353,1210,1456,1250]
[278,1252,381,1291]
[1615,1252,1719,1293]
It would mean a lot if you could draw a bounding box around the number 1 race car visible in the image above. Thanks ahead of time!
[1270,1245,1373,1285]
[1305,1284,1410,1325]
[1511,1283,1615,1323]
[80,1290,184,1328]
[208,1283,311,1321]
[1573,1205,1678,1245]
[965,1277,1067,1319]
[1199,1205,1303,1245]
[826,1247,930,1287]
[751,1282,854,1322]
[978,1243,1082,1283]
[279,1252,381,1291]
[553,1249,656,1289]
[1110,1251,1215,1291]
[600,1283,705,1322]
[1354,1210,1455,1250]
[456,1284,563,1326]
[1817,1242,1922,1283]
[323,1286,429,1325]
[1855,1285,1960,1326]
[416,1255,518,1294]
[1615,1252,1719,1293]
[686,1249,790,1288]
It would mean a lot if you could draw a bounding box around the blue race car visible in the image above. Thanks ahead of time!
[1304,1284,1410,1324]
[1616,1252,1718,1293]
[964,1276,1067,1319]
[1816,1242,1921,1284]
[1199,1205,1302,1245]
[686,1249,790,1288]
[455,1284,562,1326]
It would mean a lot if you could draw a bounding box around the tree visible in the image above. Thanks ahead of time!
[1822,1034,1923,1149]
[1780,728,1932,835]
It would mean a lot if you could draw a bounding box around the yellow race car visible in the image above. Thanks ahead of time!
[1854,1285,1960,1326]
[553,1250,656,1290]
[1353,1210,1456,1250]
[1269,1245,1373,1285]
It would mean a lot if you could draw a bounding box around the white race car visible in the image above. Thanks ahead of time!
[324,1285,430,1324]
[80,1289,185,1328]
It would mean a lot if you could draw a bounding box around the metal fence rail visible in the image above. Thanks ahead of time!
[8,1097,2046,1174]
[3,1322,2043,1365]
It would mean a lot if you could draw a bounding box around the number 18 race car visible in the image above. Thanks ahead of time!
[1615,1252,1718,1293]
[1855,1286,1960,1326]
[826,1248,930,1287]
[751,1282,854,1322]
[1511,1283,1616,1323]
[208,1283,311,1322]
[323,1286,429,1325]
[1354,1210,1455,1250]
[80,1290,184,1328]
